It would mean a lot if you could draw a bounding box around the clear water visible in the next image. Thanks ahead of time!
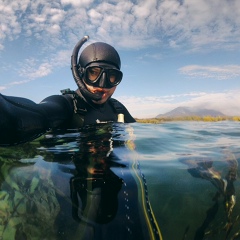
[0,121,239,240]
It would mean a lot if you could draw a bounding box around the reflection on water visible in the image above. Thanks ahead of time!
[0,123,161,240]
[0,121,240,240]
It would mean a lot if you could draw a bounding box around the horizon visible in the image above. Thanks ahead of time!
[1,0,240,118]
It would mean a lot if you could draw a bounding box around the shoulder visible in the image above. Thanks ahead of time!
[109,98,126,113]
[40,93,75,116]
[40,94,72,107]
[109,98,136,123]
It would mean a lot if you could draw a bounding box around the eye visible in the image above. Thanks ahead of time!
[87,67,101,81]
[108,70,122,84]
[109,74,117,83]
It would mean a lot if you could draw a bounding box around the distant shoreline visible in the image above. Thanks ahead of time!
[135,116,240,124]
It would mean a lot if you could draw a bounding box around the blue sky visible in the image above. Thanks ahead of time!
[0,0,240,118]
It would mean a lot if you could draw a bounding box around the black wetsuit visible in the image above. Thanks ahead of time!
[0,91,135,145]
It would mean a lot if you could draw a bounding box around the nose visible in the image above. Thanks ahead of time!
[98,72,107,88]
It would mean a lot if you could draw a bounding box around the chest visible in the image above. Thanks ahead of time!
[69,101,117,128]
[84,104,117,125]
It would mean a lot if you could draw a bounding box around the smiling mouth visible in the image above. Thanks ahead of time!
[93,88,108,93]
[92,88,110,98]
[84,84,110,100]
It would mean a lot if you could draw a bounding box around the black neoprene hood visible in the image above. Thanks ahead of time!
[78,42,121,70]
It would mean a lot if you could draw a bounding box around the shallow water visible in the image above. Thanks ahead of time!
[0,121,239,240]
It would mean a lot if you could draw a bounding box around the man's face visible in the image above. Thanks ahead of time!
[84,83,117,104]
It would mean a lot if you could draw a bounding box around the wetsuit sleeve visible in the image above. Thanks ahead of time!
[0,94,73,146]
[39,95,74,128]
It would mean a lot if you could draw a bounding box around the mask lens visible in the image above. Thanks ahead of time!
[86,67,102,82]
[108,69,122,85]
[84,65,122,87]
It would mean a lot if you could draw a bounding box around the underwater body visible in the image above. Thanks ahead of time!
[0,121,239,240]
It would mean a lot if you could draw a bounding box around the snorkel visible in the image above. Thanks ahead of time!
[71,36,103,101]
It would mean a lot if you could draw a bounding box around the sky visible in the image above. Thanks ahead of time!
[0,0,240,118]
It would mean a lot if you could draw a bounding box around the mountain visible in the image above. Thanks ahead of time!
[156,106,225,118]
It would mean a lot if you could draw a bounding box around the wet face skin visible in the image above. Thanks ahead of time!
[84,83,117,104]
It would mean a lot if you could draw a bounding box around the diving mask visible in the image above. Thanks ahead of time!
[82,64,123,88]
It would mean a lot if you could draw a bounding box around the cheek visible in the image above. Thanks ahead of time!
[84,83,94,92]
[108,86,116,95]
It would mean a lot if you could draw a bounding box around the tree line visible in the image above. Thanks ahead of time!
[135,116,240,124]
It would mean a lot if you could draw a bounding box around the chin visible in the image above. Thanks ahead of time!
[85,84,116,104]
[92,98,108,104]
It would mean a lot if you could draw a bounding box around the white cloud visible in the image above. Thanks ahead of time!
[119,90,240,118]
[0,0,239,89]
[179,65,240,80]
[60,0,94,7]
[1,0,239,51]
[141,52,162,60]
[9,80,31,85]
[157,0,240,50]
[0,3,22,44]
[132,0,157,19]
[184,91,240,116]
[17,49,70,80]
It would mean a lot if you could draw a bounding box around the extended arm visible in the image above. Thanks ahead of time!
[0,94,73,146]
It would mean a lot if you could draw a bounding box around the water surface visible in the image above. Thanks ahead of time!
[0,121,239,240]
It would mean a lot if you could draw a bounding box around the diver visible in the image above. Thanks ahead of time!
[0,36,135,146]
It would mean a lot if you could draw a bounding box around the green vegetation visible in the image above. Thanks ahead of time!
[135,116,240,124]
